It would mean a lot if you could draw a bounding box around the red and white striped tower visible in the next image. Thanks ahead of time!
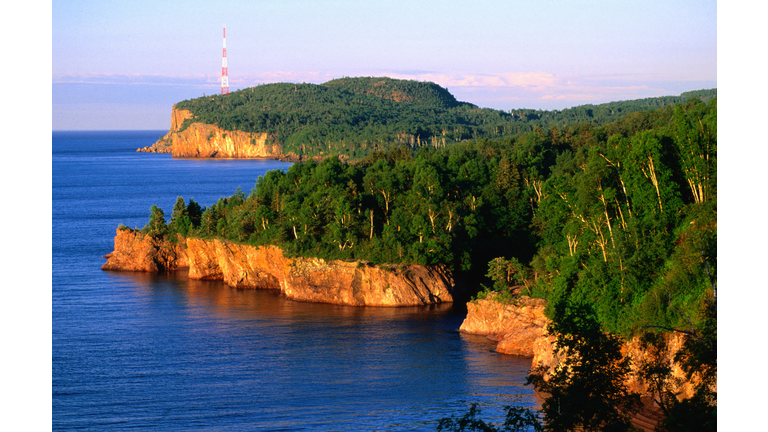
[221,26,229,95]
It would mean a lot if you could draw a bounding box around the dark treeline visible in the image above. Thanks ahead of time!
[174,76,716,160]
[145,96,716,340]
[509,89,716,134]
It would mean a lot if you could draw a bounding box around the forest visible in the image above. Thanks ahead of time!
[146,95,716,340]
[144,91,717,431]
[174,77,715,160]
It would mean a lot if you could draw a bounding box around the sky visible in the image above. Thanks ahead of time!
[9,2,767,428]
[52,0,717,130]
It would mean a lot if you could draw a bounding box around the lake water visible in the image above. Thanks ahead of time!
[52,131,539,431]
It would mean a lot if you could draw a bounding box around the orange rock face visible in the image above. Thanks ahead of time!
[170,122,278,159]
[139,107,283,158]
[280,259,454,306]
[184,238,284,289]
[102,229,453,307]
[460,295,709,400]
[459,295,548,357]
[101,228,188,272]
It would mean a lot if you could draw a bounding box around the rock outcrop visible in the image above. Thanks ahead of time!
[459,294,548,357]
[281,259,453,306]
[459,295,714,431]
[460,296,700,393]
[102,228,453,307]
[101,228,188,272]
[138,107,283,159]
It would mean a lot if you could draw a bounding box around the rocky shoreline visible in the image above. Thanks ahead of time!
[103,227,710,431]
[102,228,453,307]
[459,292,714,432]
[137,107,350,164]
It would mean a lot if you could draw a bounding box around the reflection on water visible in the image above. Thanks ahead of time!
[53,132,539,431]
[93,269,541,430]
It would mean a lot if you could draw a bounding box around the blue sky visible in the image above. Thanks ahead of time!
[52,0,717,129]
[7,3,765,427]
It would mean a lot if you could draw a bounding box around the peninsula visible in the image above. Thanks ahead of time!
[114,81,716,430]
[138,77,715,161]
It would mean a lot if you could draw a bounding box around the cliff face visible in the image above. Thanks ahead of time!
[138,107,283,159]
[184,238,284,289]
[102,229,453,307]
[169,122,278,158]
[459,294,548,357]
[281,259,454,306]
[459,296,706,400]
[101,229,188,272]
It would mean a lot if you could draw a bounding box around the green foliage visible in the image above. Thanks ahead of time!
[438,96,716,430]
[169,196,192,237]
[145,96,716,336]
[640,299,717,432]
[486,257,528,291]
[437,403,543,432]
[139,95,719,431]
[439,299,716,431]
[143,204,167,236]
[168,145,536,275]
[527,97,717,337]
[324,76,466,109]
[140,197,205,239]
[527,301,641,431]
[438,300,641,432]
[174,76,715,160]
[186,198,203,228]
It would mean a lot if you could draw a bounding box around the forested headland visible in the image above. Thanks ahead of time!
[140,87,717,430]
[144,94,716,340]
[173,76,715,161]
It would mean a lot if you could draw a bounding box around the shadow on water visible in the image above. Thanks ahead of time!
[109,268,463,323]
[98,268,542,430]
[54,132,540,431]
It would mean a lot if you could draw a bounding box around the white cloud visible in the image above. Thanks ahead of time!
[52,70,715,112]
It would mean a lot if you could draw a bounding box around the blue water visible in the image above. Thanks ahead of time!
[52,131,539,431]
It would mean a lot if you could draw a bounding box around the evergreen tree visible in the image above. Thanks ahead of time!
[145,204,167,236]
[527,301,640,432]
[169,196,192,236]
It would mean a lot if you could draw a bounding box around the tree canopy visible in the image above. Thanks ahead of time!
[146,96,716,341]
[145,93,719,430]
[174,77,715,160]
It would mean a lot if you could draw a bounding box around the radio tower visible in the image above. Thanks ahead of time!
[221,26,229,95]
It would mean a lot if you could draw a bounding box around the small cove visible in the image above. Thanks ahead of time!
[52,131,540,431]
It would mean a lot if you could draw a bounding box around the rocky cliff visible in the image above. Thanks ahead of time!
[138,107,283,159]
[460,295,699,395]
[101,228,188,272]
[459,294,548,357]
[102,228,453,307]
[459,295,713,431]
